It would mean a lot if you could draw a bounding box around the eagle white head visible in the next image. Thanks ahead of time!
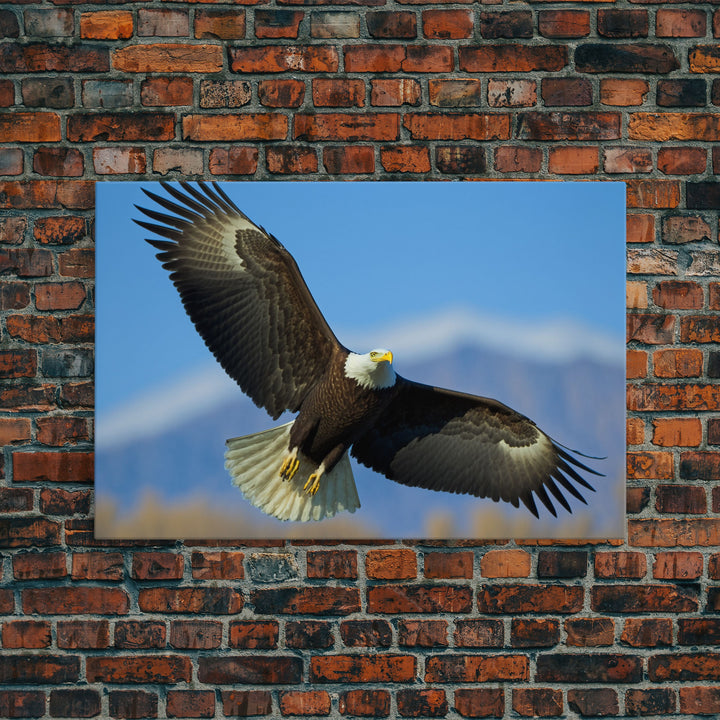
[344,349,396,390]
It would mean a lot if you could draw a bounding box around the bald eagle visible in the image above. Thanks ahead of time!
[135,182,600,523]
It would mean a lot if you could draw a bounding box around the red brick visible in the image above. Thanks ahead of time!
[367,11,416,38]
[598,9,648,38]
[425,655,528,683]
[657,9,706,37]
[254,10,301,39]
[436,146,486,175]
[221,691,272,717]
[656,485,707,514]
[511,619,559,648]
[310,654,415,683]
[230,45,338,73]
[518,111,620,141]
[459,45,566,72]
[477,585,583,614]
[166,691,215,719]
[114,620,166,649]
[627,282,648,309]
[653,349,703,378]
[652,418,702,447]
[229,621,278,649]
[663,215,711,244]
[381,145,430,173]
[33,216,86,245]
[658,147,707,175]
[40,487,92,515]
[565,618,614,647]
[184,114,287,141]
[0,112,61,142]
[191,551,244,580]
[195,9,245,39]
[494,146,542,173]
[679,687,720,715]
[629,112,720,142]
[653,551,703,580]
[627,451,673,480]
[323,146,374,174]
[267,145,318,174]
[286,620,333,649]
[542,78,592,107]
[141,77,192,107]
[109,690,157,719]
[480,549,531,578]
[0,691,46,718]
[340,619,392,647]
[0,487,33,513]
[622,618,673,648]
[339,690,390,717]
[397,689,447,718]
[398,619,448,648]
[627,314,675,344]
[1,516,61,548]
[370,78,420,107]
[13,551,67,580]
[0,181,93,211]
[33,146,83,177]
[251,586,358,615]
[423,9,473,39]
[87,655,192,684]
[627,417,645,445]
[548,146,599,174]
[429,79,482,107]
[367,548,417,579]
[681,316,720,343]
[653,280,703,309]
[1,619,51,648]
[538,10,590,38]
[455,619,503,648]
[56,620,109,649]
[0,656,79,684]
[368,585,472,614]
[170,620,222,650]
[67,112,174,142]
[34,281,86,311]
[478,10,532,39]
[312,78,364,107]
[454,688,505,718]
[629,518,720,547]
[200,656,302,684]
[72,551,124,580]
[81,10,133,39]
[424,551,473,579]
[12,451,93,483]
[601,78,649,106]
[279,690,331,716]
[295,113,399,141]
[594,551,647,579]
[627,179,681,208]
[628,484,650,513]
[513,689,562,718]
[604,147,652,173]
[113,43,221,73]
[0,417,31,446]
[404,113,509,140]
[257,79,304,108]
[0,281,30,312]
[139,587,242,614]
[306,549,357,579]
[6,314,93,345]
[208,147,258,176]
[626,688,676,715]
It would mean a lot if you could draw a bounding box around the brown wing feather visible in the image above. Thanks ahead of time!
[350,379,600,518]
[135,181,343,419]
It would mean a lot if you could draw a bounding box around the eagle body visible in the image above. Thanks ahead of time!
[136,182,602,524]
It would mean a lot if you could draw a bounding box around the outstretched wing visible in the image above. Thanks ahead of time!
[351,379,600,518]
[134,181,343,419]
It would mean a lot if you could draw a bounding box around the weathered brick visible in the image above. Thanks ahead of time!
[67,113,175,142]
[191,551,244,580]
[88,656,191,684]
[230,45,338,73]
[690,45,720,73]
[80,10,133,40]
[627,451,673,479]
[601,78,649,106]
[488,80,536,108]
[114,620,166,649]
[536,654,642,683]
[538,551,587,578]
[138,587,242,614]
[565,618,614,647]
[113,44,221,73]
[436,146,485,175]
[255,10,302,39]
[477,585,583,614]
[538,10,590,38]
[425,655,528,683]
[495,146,542,173]
[548,146,599,174]
[184,114,287,141]
[0,148,22,175]
[58,620,110,650]
[653,551,703,580]
[166,690,215,719]
[208,147,258,176]
[657,9,706,37]
[517,112,620,140]
[170,620,222,650]
[454,688,504,718]
[653,349,703,378]
[480,549,531,578]
[24,587,129,614]
[627,349,647,378]
[629,113,720,141]
[82,79,133,109]
[460,45,566,72]
[423,10,472,39]
[604,147,652,174]
[678,618,720,645]
[340,619,392,647]
[652,419,702,448]
[621,618,673,648]
[323,146,374,174]
[478,11,532,39]
[575,44,679,74]
[597,9,648,38]
[368,585,472,614]
[424,551,473,579]
[108,691,158,720]
[380,145,430,173]
[511,619,560,648]
[220,691,272,717]
[229,621,278,649]
[339,690,390,717]
[279,690,331,717]
[629,518,720,547]
[512,688,563,718]
[137,8,189,37]
[0,656,80,684]
[398,619,448,648]
[267,145,318,174]
[195,9,246,40]
[0,217,29,246]
[0,43,109,73]
[286,620,333,649]
[367,11,416,39]
[653,281,703,309]
[567,689,618,718]
[0,691,46,717]
[679,687,720,715]
[295,113,398,141]
[200,80,251,109]
[688,182,720,210]
[429,79,482,107]
[658,79,706,108]
[542,78,592,107]
[595,551,647,579]
[397,689,447,718]
[405,113,508,141]
[1,619,52,648]
[72,551,123,580]
[251,586,359,615]
[33,216,86,245]
[313,78,364,107]
[625,688,676,716]
[455,619,503,648]
[367,548,417,579]
[199,656,301,684]
[370,78,420,107]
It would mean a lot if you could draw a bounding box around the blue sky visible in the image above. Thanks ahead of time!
[96,181,626,417]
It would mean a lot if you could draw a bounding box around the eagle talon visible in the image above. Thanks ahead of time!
[279,449,299,480]
[304,473,321,495]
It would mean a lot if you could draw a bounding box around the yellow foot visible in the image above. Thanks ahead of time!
[279,449,299,480]
[303,473,321,496]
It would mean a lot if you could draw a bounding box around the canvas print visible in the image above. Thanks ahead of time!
[95,181,626,540]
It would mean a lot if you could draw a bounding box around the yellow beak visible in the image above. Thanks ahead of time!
[373,351,393,364]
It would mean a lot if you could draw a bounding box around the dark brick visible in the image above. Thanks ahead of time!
[0,691,45,718]
[597,9,648,38]
[108,691,158,719]
[592,584,699,613]
[567,689,618,717]
[251,587,359,615]
[626,688,675,715]
[478,11,532,39]
[575,44,679,74]
[49,689,101,718]
[657,79,706,107]
[199,656,302,684]
[367,11,416,39]
[22,77,74,108]
[436,146,485,174]
[537,551,587,578]
[0,656,80,684]
[688,183,720,209]
[221,691,272,718]
[397,689,447,718]
[254,10,301,39]
[341,620,392,647]
[517,112,620,140]
[678,618,720,645]
[229,621,278,649]
[511,619,560,648]
[0,10,19,38]
[454,619,504,648]
[285,620,334,649]
[537,654,642,683]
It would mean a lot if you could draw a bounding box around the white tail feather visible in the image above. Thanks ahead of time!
[224,422,360,522]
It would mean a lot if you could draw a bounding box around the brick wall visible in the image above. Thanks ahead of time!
[1,0,719,717]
